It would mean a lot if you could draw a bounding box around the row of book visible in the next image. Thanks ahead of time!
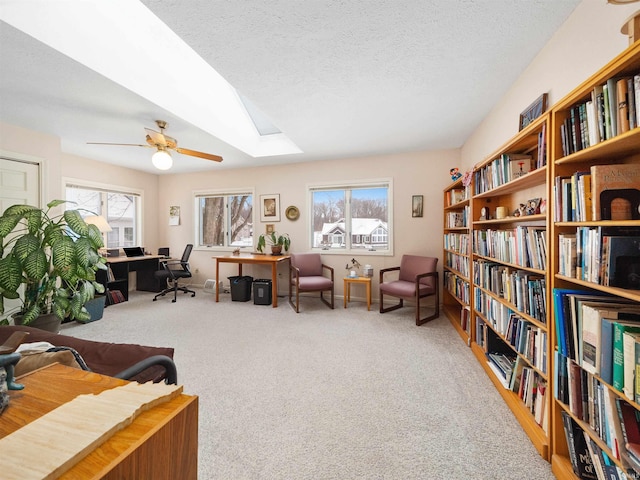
[445,206,469,228]
[553,289,640,400]
[477,318,548,430]
[473,226,547,270]
[475,291,547,374]
[473,259,547,323]
[445,187,468,206]
[446,252,469,277]
[554,164,640,223]
[105,289,126,305]
[106,264,116,283]
[443,232,469,255]
[473,153,534,195]
[559,74,640,157]
[443,271,470,305]
[560,408,639,480]
[558,226,640,290]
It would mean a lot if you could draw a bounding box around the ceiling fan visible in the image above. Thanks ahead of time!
[88,120,223,170]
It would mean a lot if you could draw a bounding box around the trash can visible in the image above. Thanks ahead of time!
[228,276,253,302]
[253,279,272,306]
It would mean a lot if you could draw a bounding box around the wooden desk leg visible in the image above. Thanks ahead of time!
[366,281,371,311]
[215,261,220,302]
[343,279,347,308]
[271,263,278,307]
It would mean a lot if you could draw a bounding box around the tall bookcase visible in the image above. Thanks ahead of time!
[443,177,472,344]
[469,113,552,459]
[550,41,640,479]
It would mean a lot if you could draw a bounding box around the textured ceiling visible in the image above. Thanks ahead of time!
[0,0,581,174]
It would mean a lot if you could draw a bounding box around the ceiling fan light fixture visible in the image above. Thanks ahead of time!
[152,149,173,170]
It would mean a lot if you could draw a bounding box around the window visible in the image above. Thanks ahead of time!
[310,180,392,254]
[65,182,141,248]
[195,190,253,249]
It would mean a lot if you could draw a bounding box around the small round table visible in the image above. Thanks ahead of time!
[343,276,372,310]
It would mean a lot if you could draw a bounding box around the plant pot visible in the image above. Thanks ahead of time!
[12,312,62,333]
[270,245,283,256]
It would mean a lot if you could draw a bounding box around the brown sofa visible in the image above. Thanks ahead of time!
[0,325,176,384]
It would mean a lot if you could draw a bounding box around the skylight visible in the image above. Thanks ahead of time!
[0,0,301,157]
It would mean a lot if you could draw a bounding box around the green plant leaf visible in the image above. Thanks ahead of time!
[52,236,76,281]
[13,234,40,262]
[86,224,104,249]
[25,209,43,234]
[0,255,22,292]
[23,250,48,281]
[2,204,37,217]
[74,237,93,267]
[47,199,69,209]
[0,214,23,238]
[22,304,41,324]
[64,210,88,236]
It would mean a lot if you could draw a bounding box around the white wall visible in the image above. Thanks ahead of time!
[157,149,459,295]
[461,0,638,169]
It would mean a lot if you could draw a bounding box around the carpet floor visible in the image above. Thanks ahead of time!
[61,289,556,480]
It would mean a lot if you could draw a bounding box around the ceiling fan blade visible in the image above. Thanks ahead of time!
[176,147,223,162]
[87,142,151,148]
[144,127,167,146]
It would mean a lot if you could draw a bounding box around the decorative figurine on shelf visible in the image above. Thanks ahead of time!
[513,203,526,217]
[525,197,542,215]
[345,258,361,277]
[462,170,473,187]
[450,168,462,181]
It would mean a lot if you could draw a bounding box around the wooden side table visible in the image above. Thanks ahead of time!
[343,276,372,310]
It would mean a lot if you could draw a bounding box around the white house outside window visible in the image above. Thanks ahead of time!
[309,180,392,254]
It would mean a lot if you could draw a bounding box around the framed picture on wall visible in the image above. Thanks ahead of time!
[260,194,280,222]
[412,195,423,218]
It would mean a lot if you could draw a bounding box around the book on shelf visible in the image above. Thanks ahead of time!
[615,397,640,476]
[617,77,631,135]
[623,331,640,402]
[561,411,598,480]
[590,164,640,221]
[603,235,640,290]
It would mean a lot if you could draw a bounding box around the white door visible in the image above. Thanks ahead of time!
[0,157,41,319]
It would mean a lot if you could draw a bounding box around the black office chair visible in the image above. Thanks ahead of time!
[153,244,196,303]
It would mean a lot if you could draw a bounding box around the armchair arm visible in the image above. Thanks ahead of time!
[114,355,178,385]
[415,271,439,294]
[322,264,334,281]
[379,266,400,283]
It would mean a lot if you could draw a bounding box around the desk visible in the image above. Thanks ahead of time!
[2,363,198,479]
[214,254,290,307]
[343,276,372,310]
[104,255,165,302]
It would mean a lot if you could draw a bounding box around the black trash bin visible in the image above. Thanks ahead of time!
[228,276,253,302]
[253,279,272,306]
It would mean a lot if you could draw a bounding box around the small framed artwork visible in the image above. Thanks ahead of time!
[260,194,280,222]
[412,195,424,218]
[519,93,548,131]
[266,224,275,234]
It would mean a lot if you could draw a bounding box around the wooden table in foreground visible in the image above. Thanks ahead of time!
[343,276,372,310]
[0,363,198,480]
[213,253,291,307]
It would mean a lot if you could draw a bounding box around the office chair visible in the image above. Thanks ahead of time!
[153,244,196,303]
[379,255,439,325]
[289,253,334,313]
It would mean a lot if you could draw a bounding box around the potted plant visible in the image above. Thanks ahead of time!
[256,232,290,255]
[0,200,107,331]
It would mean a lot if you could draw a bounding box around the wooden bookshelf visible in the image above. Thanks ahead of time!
[443,177,472,344]
[468,112,552,460]
[550,40,640,480]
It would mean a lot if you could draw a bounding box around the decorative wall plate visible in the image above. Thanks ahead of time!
[285,206,299,221]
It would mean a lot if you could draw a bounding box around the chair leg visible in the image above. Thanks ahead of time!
[319,289,334,309]
[415,293,439,326]
[289,282,300,313]
[379,291,404,314]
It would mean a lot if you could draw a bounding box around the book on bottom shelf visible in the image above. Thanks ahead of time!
[561,410,598,480]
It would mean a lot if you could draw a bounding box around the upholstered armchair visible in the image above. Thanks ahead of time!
[379,255,439,325]
[289,253,334,313]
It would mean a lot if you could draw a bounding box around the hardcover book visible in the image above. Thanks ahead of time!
[590,164,640,221]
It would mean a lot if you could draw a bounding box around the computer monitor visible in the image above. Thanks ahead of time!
[123,246,145,257]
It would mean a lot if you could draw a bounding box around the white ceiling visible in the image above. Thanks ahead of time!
[0,0,582,174]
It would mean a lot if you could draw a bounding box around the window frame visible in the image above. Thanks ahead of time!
[63,177,143,248]
[193,187,255,252]
[307,178,393,256]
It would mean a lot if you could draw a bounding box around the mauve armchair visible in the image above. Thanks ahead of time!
[289,253,334,313]
[379,255,439,325]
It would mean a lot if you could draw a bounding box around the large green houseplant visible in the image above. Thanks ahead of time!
[0,200,107,327]
[256,232,290,255]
